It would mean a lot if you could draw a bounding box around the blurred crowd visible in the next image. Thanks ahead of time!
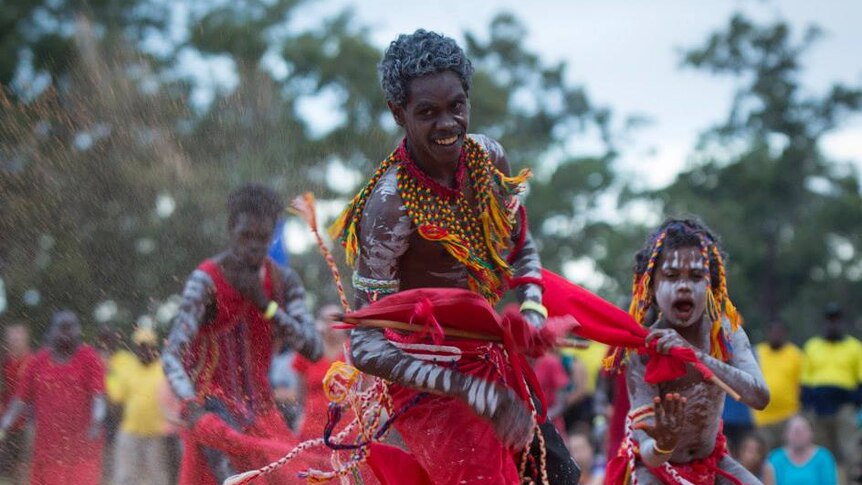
[0,303,348,485]
[0,302,859,485]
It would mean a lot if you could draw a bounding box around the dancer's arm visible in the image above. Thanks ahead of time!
[350,326,533,448]
[647,324,769,410]
[271,266,322,361]
[162,269,215,403]
[0,356,33,438]
[353,167,411,308]
[0,399,25,438]
[698,327,769,409]
[476,134,544,327]
[88,394,107,439]
[510,215,544,312]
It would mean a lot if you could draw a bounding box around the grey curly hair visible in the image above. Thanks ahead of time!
[379,29,474,106]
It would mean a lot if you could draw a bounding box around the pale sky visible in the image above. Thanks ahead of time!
[270,0,862,285]
[290,0,862,188]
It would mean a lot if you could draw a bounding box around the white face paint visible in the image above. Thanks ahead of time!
[653,247,709,328]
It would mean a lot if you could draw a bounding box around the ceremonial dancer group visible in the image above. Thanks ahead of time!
[158,29,773,485]
[2,29,784,485]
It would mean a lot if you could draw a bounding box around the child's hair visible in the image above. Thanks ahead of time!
[629,217,742,361]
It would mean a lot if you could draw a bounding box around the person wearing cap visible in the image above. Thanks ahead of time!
[107,327,170,485]
[801,303,862,470]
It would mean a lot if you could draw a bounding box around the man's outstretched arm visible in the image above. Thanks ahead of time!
[162,269,214,402]
[350,326,533,448]
[272,266,322,361]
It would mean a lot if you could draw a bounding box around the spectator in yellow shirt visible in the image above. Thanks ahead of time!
[107,328,170,485]
[753,320,803,451]
[800,303,862,468]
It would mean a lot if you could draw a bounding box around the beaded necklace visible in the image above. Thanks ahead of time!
[330,136,530,304]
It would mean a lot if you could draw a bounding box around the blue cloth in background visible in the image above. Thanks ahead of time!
[268,219,290,267]
[722,393,753,425]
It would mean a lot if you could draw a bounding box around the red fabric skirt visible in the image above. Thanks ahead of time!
[605,425,741,485]
[179,409,296,485]
[367,339,526,485]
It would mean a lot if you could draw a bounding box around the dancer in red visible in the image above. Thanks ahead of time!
[0,311,106,485]
[330,29,579,484]
[0,323,32,481]
[604,219,770,484]
[162,184,322,485]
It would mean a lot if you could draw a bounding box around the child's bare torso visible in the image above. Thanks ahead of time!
[653,362,725,461]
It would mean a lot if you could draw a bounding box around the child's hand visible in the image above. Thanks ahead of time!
[646,328,694,354]
[634,393,687,453]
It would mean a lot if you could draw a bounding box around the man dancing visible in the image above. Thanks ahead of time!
[162,183,322,485]
[330,29,578,484]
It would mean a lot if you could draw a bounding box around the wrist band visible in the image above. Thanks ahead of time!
[519,300,548,319]
[352,273,399,295]
[653,442,675,455]
[263,301,279,320]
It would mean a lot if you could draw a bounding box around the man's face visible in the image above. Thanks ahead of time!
[567,434,594,470]
[4,326,29,356]
[824,315,844,340]
[785,416,813,449]
[135,343,158,364]
[390,70,470,171]
[229,212,275,268]
[50,312,82,351]
[738,437,765,469]
[767,322,786,347]
[652,246,709,328]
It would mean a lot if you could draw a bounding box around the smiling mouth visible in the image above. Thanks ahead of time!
[433,134,459,146]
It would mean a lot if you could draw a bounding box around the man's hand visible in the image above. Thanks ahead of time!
[488,386,535,450]
[645,328,695,355]
[633,393,687,452]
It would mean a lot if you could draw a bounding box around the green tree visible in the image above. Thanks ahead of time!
[177,9,617,305]
[0,0,170,95]
[638,15,862,339]
[464,14,620,296]
[1,3,618,332]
